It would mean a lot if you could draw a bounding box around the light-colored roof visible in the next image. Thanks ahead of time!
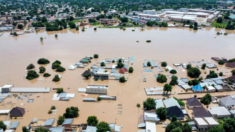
[0,110,10,114]
[44,118,55,126]
[87,85,108,89]
[86,126,97,132]
[10,121,19,129]
[144,112,160,122]
[208,106,231,116]
[163,98,180,108]
[207,86,215,90]
[145,121,156,132]
[62,118,73,125]
[194,118,208,125]
[155,99,164,109]
[49,127,64,132]
[219,96,235,107]
[11,87,50,93]
[204,117,219,125]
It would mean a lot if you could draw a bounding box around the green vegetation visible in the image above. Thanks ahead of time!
[144,98,156,110]
[48,110,52,114]
[56,88,63,93]
[170,75,178,86]
[39,66,46,73]
[171,116,177,122]
[188,79,200,86]
[97,121,111,132]
[170,69,177,74]
[0,121,6,131]
[232,69,235,75]
[72,19,82,23]
[186,64,192,69]
[146,40,151,43]
[22,126,29,132]
[218,60,224,65]
[37,58,50,64]
[166,122,192,132]
[157,74,167,83]
[117,59,124,68]
[119,76,126,83]
[17,24,23,30]
[55,34,58,38]
[83,73,91,79]
[200,93,212,105]
[147,61,151,67]
[76,26,79,30]
[206,70,218,79]
[94,54,99,58]
[57,116,64,125]
[161,62,167,67]
[201,63,206,70]
[26,64,35,70]
[56,66,66,72]
[156,107,167,120]
[101,62,105,66]
[212,21,227,28]
[35,127,49,132]
[40,37,43,42]
[137,103,140,108]
[164,84,172,94]
[129,67,134,73]
[219,72,223,76]
[63,106,79,118]
[87,116,99,126]
[43,73,51,77]
[52,75,60,82]
[173,97,185,106]
[51,106,56,110]
[187,67,201,78]
[26,70,39,80]
[52,60,61,69]
[229,58,235,63]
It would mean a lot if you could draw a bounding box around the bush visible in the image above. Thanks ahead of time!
[97,122,111,132]
[163,84,172,94]
[144,98,156,110]
[26,70,39,80]
[137,103,140,108]
[116,62,124,68]
[35,127,49,132]
[0,121,6,131]
[188,80,193,85]
[55,34,58,38]
[170,69,177,74]
[63,106,79,118]
[146,40,151,42]
[26,64,35,70]
[56,88,63,93]
[201,93,212,105]
[100,62,105,66]
[232,69,235,75]
[170,75,178,85]
[218,60,224,65]
[52,75,60,82]
[94,54,99,58]
[201,63,206,70]
[87,116,99,126]
[156,107,167,120]
[39,66,46,73]
[83,73,91,79]
[147,61,151,67]
[119,76,126,83]
[37,58,50,64]
[187,67,201,78]
[186,64,192,69]
[48,110,52,114]
[51,106,56,110]
[174,97,185,106]
[161,62,167,67]
[57,116,64,125]
[56,66,66,72]
[192,79,199,86]
[206,70,218,79]
[129,67,134,73]
[157,74,167,83]
[52,63,60,69]
[97,97,101,101]
[219,72,223,76]
[43,73,51,77]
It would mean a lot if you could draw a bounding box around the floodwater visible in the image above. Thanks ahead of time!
[1,26,235,132]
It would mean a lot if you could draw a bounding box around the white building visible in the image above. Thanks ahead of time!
[179,8,188,12]
[162,9,174,13]
[194,117,219,131]
[86,85,108,94]
[208,106,231,118]
[143,10,156,15]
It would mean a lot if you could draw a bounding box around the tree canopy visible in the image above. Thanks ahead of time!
[157,74,167,83]
[163,84,172,94]
[187,67,201,78]
[144,98,156,110]
[87,116,99,126]
[63,106,79,118]
[97,121,111,132]
[200,93,212,105]
[156,107,167,120]
[0,121,6,131]
[37,58,50,64]
[26,70,39,80]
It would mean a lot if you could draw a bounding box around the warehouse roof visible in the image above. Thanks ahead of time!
[11,87,50,93]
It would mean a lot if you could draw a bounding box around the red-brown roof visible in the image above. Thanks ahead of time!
[119,68,128,74]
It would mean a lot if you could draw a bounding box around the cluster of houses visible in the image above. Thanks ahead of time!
[124,8,220,25]
[138,94,235,132]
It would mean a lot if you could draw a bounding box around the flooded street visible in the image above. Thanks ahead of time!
[0,26,235,132]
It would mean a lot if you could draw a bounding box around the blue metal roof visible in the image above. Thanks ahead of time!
[49,127,64,132]
[44,118,55,126]
[10,121,19,129]
[192,85,204,91]
[62,118,73,125]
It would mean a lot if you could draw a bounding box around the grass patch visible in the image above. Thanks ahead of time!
[92,22,100,26]
[211,21,227,28]
[72,19,83,23]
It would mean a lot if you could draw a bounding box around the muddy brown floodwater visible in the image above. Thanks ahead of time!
[1,26,235,132]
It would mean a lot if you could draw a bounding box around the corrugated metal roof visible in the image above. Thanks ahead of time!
[10,121,19,129]
[44,118,55,126]
[62,118,73,125]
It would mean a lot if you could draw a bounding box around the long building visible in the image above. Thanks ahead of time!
[86,85,108,94]
[11,87,51,93]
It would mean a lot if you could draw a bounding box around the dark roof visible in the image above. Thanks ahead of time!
[227,75,235,82]
[226,62,235,68]
[211,57,221,61]
[192,107,211,117]
[119,68,128,74]
[167,106,184,118]
[80,58,90,63]
[187,97,202,107]
[10,107,25,117]
[81,70,93,76]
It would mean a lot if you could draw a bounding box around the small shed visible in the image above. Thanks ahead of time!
[62,118,74,127]
[207,86,216,92]
[10,121,19,130]
[83,98,96,102]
